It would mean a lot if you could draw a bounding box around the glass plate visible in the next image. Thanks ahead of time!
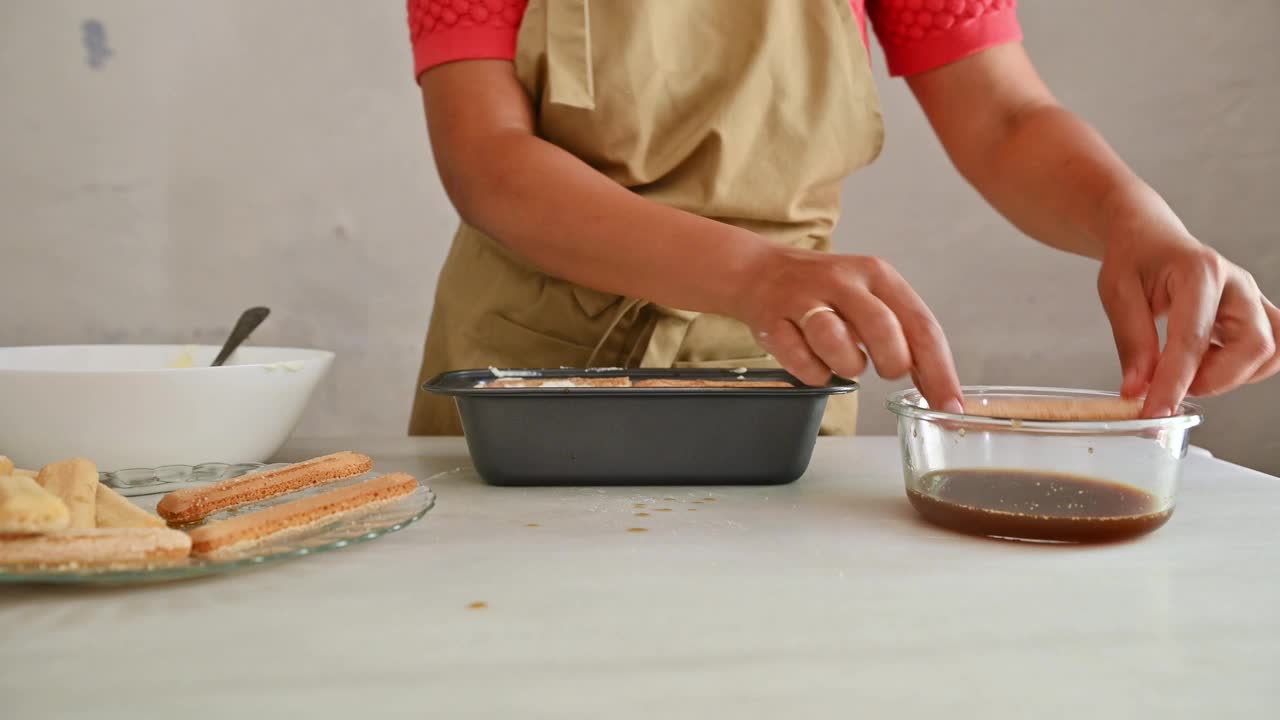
[0,467,447,586]
[101,462,284,497]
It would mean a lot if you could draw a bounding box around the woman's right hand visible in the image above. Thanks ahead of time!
[735,245,965,414]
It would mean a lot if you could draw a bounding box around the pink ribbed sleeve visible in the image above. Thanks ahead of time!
[406,1,1022,79]
[407,0,528,78]
[868,0,1022,76]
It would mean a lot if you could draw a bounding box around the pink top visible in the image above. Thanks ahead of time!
[407,0,1022,79]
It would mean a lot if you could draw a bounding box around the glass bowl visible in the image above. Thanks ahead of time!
[886,386,1204,543]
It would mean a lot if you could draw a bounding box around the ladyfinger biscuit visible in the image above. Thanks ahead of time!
[188,473,418,557]
[632,379,795,388]
[0,528,191,568]
[95,483,166,529]
[963,397,1144,422]
[12,469,38,479]
[36,458,98,529]
[0,476,71,533]
[0,456,13,476]
[156,451,374,524]
[484,377,632,388]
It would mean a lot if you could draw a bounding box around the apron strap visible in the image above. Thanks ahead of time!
[586,296,644,366]
[639,313,694,368]
[585,297,700,369]
[546,0,595,110]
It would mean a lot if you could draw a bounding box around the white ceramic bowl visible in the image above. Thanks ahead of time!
[0,345,333,471]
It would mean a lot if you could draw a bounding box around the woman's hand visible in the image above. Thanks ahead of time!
[1098,232,1280,417]
[737,245,965,414]
[907,44,1279,416]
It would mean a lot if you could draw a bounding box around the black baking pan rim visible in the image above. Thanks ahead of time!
[423,367,857,398]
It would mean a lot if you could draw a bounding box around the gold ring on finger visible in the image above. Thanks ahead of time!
[799,305,839,329]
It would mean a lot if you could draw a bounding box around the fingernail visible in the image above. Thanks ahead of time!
[1150,405,1175,418]
[942,398,965,415]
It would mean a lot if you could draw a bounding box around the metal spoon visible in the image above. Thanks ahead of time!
[211,306,271,367]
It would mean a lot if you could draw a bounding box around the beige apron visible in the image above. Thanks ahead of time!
[410,0,884,436]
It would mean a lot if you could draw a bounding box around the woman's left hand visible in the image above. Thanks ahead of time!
[1097,230,1280,417]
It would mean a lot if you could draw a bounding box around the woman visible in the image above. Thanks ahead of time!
[405,0,1279,436]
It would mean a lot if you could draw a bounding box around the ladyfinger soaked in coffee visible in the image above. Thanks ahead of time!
[188,473,418,558]
[36,458,99,529]
[963,396,1144,422]
[0,528,191,569]
[157,451,374,524]
[482,377,633,388]
[631,379,795,388]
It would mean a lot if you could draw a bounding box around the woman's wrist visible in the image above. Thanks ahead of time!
[1097,181,1198,257]
[707,229,780,319]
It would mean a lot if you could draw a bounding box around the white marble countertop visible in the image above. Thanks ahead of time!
[3,436,1277,719]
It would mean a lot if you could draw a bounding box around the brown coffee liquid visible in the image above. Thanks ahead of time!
[907,469,1172,543]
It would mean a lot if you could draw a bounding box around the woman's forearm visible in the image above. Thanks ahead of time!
[443,129,771,315]
[908,44,1193,261]
[966,103,1192,258]
[422,61,771,317]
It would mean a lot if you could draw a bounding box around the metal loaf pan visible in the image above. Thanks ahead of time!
[423,368,857,486]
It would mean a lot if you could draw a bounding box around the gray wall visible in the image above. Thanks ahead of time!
[2,1,1277,471]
